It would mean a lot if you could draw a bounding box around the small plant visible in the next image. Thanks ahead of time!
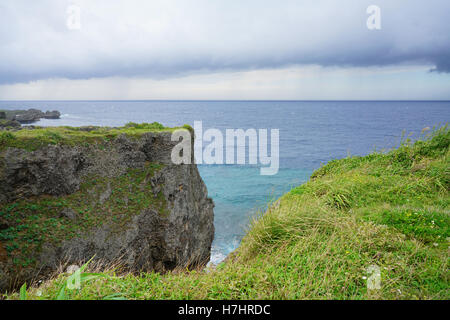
[0,131,15,145]
[19,283,27,300]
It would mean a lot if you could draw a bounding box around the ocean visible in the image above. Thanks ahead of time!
[1,100,448,263]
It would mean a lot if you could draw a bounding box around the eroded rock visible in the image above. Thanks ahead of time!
[1,108,61,124]
[0,130,214,292]
[60,208,78,221]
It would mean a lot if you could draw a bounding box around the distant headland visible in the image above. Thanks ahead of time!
[0,108,61,128]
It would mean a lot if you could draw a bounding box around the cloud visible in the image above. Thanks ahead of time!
[3,65,449,101]
[0,0,449,84]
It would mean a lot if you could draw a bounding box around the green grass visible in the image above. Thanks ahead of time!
[0,122,189,152]
[7,126,449,300]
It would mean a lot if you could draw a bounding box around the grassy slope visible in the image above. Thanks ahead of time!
[9,126,449,300]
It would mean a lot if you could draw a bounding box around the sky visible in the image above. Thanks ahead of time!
[0,0,449,100]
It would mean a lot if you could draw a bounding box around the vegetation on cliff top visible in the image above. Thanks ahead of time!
[7,126,450,300]
[0,122,192,151]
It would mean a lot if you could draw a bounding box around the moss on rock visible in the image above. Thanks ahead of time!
[0,162,166,270]
[0,122,186,152]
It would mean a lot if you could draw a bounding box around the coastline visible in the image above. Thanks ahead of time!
[4,125,448,299]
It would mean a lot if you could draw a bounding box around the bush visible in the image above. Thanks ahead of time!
[0,131,16,145]
[124,122,166,130]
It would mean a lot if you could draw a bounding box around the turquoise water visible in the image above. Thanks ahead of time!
[1,100,448,262]
[200,165,310,261]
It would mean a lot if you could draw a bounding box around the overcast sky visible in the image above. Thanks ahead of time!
[0,0,449,100]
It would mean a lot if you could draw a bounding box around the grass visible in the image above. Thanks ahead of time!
[6,125,449,300]
[0,122,191,152]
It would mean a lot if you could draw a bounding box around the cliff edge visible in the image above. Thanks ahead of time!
[0,123,214,292]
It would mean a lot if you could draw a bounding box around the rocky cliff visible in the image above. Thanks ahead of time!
[1,108,61,124]
[0,124,214,292]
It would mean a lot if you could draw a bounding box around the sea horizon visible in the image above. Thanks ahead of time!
[2,99,450,102]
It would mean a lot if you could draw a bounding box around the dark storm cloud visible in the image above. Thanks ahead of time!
[0,0,449,84]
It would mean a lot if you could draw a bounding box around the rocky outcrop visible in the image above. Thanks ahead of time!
[0,119,21,129]
[0,129,214,292]
[42,111,61,119]
[1,108,61,124]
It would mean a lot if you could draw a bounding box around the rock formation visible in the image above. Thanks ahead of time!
[0,126,214,292]
[1,108,61,124]
[0,119,21,129]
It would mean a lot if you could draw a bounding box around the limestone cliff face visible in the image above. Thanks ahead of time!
[0,130,214,292]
